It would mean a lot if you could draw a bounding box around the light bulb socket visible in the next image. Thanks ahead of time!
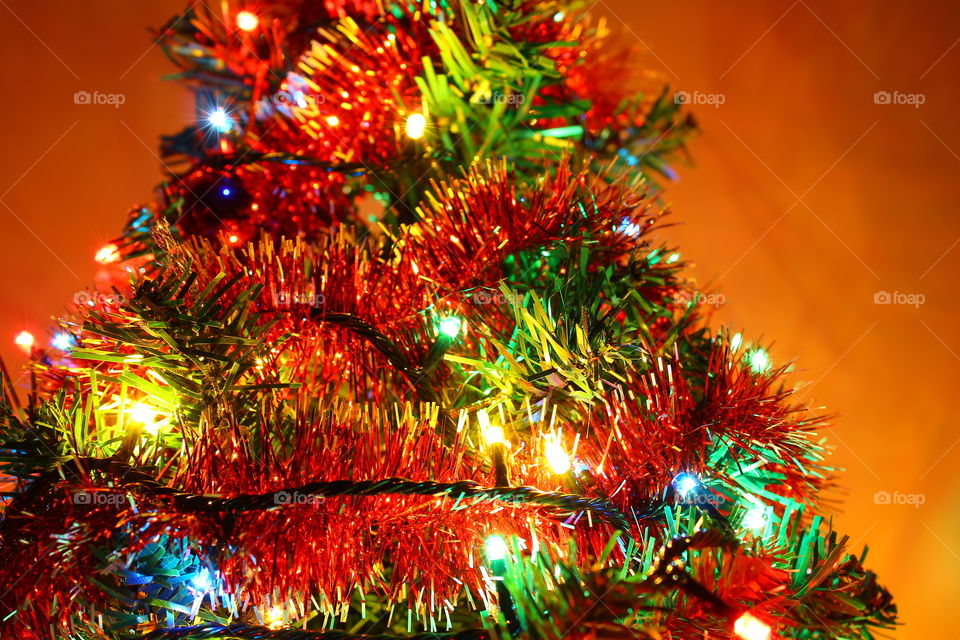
[493,581,521,635]
[489,442,510,487]
[560,470,582,494]
[421,333,455,374]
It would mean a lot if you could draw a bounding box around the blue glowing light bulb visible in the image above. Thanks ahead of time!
[617,217,642,237]
[207,107,233,133]
[51,332,73,351]
[672,473,698,498]
[221,187,232,197]
[192,568,212,591]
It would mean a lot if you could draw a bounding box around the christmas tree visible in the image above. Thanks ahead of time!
[0,1,896,639]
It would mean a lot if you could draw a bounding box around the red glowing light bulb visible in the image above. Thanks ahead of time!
[734,612,771,640]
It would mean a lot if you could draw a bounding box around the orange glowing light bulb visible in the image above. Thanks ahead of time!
[95,244,120,264]
[14,330,35,352]
[236,10,259,31]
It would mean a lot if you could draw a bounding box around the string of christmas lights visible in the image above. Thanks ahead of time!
[0,1,896,639]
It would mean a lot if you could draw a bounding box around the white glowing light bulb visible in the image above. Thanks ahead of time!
[405,112,427,139]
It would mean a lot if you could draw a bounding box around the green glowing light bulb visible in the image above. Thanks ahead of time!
[438,316,462,338]
[742,505,767,531]
[730,333,743,352]
[749,348,770,374]
[485,535,508,561]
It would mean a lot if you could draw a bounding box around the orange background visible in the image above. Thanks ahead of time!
[1,2,958,637]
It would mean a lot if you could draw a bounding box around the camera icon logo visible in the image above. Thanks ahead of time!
[873,490,891,505]
[873,91,891,104]
[873,291,892,304]
[73,91,92,105]
[674,90,691,105]
[74,491,92,504]
[274,490,292,505]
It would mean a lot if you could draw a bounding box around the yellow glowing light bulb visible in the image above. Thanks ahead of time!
[484,425,505,446]
[14,330,35,352]
[95,244,120,264]
[734,612,771,640]
[264,605,284,630]
[236,10,259,31]
[128,402,159,433]
[405,112,427,139]
[326,115,340,126]
[544,433,571,475]
[477,410,505,446]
